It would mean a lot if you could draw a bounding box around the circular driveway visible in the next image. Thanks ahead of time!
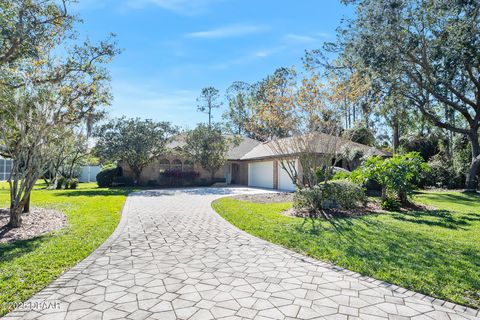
[5,187,479,320]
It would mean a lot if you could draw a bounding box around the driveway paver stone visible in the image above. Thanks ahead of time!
[4,187,479,320]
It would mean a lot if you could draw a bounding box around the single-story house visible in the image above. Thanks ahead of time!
[121,132,389,191]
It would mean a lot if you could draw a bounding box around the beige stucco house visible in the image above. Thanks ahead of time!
[121,133,388,191]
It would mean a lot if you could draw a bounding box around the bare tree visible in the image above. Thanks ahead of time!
[197,87,222,127]
[0,39,118,227]
[255,69,345,189]
[1,87,65,226]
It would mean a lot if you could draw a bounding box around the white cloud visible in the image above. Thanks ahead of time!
[317,32,331,38]
[186,24,268,39]
[126,0,224,15]
[254,46,285,58]
[283,33,318,44]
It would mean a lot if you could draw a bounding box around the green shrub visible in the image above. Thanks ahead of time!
[112,176,135,187]
[96,168,117,188]
[293,186,324,212]
[294,180,366,212]
[351,152,430,204]
[66,178,79,189]
[331,170,351,181]
[423,154,465,189]
[147,180,158,187]
[55,176,67,189]
[381,197,400,211]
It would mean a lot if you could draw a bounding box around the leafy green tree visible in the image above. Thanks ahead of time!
[0,0,73,66]
[0,0,118,227]
[335,0,480,190]
[197,87,222,127]
[95,118,177,183]
[248,67,297,141]
[343,123,375,146]
[223,81,251,135]
[45,127,89,189]
[183,124,231,182]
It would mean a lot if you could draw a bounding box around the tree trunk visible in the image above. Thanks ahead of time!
[23,195,30,213]
[399,189,408,205]
[465,131,480,191]
[392,118,400,152]
[381,185,387,201]
[134,170,141,186]
[9,204,24,228]
[210,171,215,184]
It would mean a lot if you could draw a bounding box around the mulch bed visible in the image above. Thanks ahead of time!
[231,193,437,219]
[0,208,68,243]
[283,201,384,219]
[232,192,294,204]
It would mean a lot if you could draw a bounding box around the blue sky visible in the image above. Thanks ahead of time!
[73,0,353,129]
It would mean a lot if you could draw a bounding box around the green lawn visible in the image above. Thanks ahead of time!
[0,183,130,316]
[212,190,480,308]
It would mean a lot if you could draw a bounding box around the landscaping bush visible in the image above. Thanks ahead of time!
[351,152,430,204]
[331,170,351,181]
[159,170,200,187]
[112,176,134,187]
[381,197,400,211]
[422,153,468,189]
[293,186,323,212]
[161,170,200,180]
[294,180,366,212]
[66,178,78,189]
[147,180,158,187]
[96,168,117,188]
[55,176,67,189]
[53,177,78,189]
[315,166,349,183]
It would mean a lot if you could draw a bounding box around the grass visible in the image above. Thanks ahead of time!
[212,190,480,308]
[0,182,131,316]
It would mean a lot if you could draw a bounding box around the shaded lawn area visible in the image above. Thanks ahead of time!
[212,190,480,308]
[0,182,131,316]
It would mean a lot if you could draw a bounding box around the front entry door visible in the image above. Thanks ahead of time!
[225,164,232,184]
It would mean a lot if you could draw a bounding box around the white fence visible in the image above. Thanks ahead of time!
[78,166,101,183]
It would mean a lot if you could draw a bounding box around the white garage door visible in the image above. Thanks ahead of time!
[248,161,274,189]
[278,161,297,192]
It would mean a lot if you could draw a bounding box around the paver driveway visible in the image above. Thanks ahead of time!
[5,187,479,320]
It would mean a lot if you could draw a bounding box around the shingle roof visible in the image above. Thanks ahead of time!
[166,134,261,160]
[167,132,389,161]
[240,132,389,160]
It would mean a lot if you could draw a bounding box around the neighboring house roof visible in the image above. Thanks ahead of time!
[240,132,390,161]
[225,136,262,160]
[166,134,261,160]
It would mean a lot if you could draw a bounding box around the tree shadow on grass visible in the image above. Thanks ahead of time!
[417,191,480,204]
[294,214,480,307]
[54,188,135,197]
[390,209,480,230]
[0,235,47,264]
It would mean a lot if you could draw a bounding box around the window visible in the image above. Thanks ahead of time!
[0,158,12,181]
[172,159,182,171]
[183,160,194,172]
[159,159,170,172]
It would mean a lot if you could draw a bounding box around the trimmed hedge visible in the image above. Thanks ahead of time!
[96,168,117,188]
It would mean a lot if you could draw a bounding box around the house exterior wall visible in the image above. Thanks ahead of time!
[121,154,226,185]
[120,153,353,189]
